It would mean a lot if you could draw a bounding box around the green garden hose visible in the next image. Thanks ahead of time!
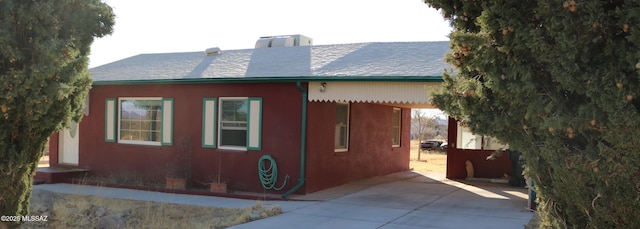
[258,155,289,190]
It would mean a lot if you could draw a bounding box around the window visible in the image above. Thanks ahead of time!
[219,98,248,149]
[392,108,401,147]
[118,98,167,145]
[335,102,350,152]
[202,97,262,150]
[456,122,507,150]
[119,99,162,144]
[105,97,173,146]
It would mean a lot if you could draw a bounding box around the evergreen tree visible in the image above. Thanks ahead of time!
[0,0,113,227]
[423,0,640,227]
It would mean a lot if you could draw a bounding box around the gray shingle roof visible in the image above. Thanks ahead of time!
[89,41,451,84]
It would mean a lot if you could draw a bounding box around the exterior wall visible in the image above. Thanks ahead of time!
[49,81,415,195]
[48,132,59,167]
[65,82,303,193]
[305,102,411,193]
[446,117,512,179]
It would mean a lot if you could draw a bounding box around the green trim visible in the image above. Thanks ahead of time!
[91,76,443,86]
[202,98,217,148]
[105,98,117,142]
[161,98,174,146]
[247,98,263,150]
[283,82,308,198]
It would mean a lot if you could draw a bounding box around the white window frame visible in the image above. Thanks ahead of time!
[334,102,350,152]
[392,108,401,147]
[117,97,163,146]
[218,97,249,151]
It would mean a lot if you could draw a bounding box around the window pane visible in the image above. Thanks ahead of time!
[335,125,347,148]
[336,104,348,124]
[392,109,401,146]
[335,103,349,150]
[393,127,401,146]
[221,100,247,122]
[221,129,247,146]
[393,110,400,126]
[220,99,248,148]
[121,120,131,129]
[119,99,162,143]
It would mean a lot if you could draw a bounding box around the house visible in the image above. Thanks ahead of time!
[43,35,514,196]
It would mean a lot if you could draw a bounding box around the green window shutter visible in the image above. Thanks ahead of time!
[247,98,262,150]
[161,98,174,146]
[202,98,217,148]
[105,98,117,142]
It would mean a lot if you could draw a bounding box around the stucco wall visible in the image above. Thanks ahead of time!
[305,102,411,193]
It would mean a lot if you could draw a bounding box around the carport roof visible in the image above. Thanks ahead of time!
[89,41,452,85]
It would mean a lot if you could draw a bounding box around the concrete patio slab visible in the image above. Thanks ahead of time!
[387,209,531,229]
[330,189,444,210]
[234,212,386,229]
[233,171,533,228]
[418,188,532,220]
[294,202,409,223]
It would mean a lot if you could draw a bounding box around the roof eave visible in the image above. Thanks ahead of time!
[91,76,444,86]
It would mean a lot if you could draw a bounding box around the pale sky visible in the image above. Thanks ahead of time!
[89,0,452,68]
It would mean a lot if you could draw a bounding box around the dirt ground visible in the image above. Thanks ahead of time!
[408,140,447,173]
[21,189,279,229]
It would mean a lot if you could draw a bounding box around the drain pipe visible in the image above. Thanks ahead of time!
[282,82,308,198]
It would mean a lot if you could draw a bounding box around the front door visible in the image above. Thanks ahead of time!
[58,122,79,165]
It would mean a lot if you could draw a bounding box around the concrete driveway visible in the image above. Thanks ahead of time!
[232,171,534,229]
[34,171,533,229]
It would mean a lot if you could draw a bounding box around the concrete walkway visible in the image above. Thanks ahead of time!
[33,171,534,229]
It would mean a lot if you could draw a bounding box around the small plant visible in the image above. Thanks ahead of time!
[214,156,224,184]
[166,137,192,189]
[209,155,227,193]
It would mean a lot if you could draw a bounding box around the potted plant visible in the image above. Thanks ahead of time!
[209,156,227,193]
[166,162,187,189]
[165,137,191,189]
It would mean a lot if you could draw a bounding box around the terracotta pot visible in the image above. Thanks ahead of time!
[210,183,227,193]
[166,177,186,189]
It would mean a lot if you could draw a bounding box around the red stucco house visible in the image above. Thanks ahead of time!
[43,36,512,196]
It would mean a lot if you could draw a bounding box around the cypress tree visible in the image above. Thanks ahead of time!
[424,0,640,227]
[0,1,114,227]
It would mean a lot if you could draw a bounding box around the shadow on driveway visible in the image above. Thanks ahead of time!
[234,171,533,229]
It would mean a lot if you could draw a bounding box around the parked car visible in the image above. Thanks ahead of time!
[439,142,448,151]
[420,140,443,151]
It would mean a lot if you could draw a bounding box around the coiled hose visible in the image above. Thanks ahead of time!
[258,155,289,190]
